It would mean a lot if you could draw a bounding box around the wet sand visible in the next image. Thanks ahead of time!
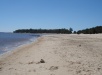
[0,34,102,75]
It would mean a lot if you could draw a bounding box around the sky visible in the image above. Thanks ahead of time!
[0,0,102,32]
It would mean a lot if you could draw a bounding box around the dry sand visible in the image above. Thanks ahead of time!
[0,34,102,75]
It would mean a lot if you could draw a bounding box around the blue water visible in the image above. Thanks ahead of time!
[0,32,41,55]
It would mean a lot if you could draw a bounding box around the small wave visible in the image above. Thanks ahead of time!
[0,33,41,55]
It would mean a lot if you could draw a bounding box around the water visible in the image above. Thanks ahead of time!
[0,32,41,55]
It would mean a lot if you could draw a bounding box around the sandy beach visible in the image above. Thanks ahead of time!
[0,34,102,75]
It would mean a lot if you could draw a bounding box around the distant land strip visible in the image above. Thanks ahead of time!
[14,26,102,34]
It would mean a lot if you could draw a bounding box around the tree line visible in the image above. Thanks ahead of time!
[13,28,73,34]
[77,26,102,34]
[13,26,102,34]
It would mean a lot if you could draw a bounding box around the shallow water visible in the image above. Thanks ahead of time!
[0,32,40,54]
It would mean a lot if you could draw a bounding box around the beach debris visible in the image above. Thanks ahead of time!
[79,45,81,47]
[97,67,101,71]
[49,66,58,71]
[36,59,45,64]
[40,59,45,63]
[0,67,2,71]
[28,61,34,64]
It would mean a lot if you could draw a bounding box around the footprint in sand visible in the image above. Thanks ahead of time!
[49,66,59,71]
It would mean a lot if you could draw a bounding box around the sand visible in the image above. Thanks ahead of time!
[0,34,102,75]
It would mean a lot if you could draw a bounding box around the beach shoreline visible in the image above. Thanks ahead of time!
[0,34,102,75]
[0,36,43,61]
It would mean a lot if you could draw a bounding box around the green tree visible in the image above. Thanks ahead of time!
[73,31,77,34]
[69,28,73,33]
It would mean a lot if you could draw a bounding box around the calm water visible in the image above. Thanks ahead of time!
[0,32,40,55]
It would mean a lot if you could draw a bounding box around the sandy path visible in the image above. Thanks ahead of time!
[0,34,102,75]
